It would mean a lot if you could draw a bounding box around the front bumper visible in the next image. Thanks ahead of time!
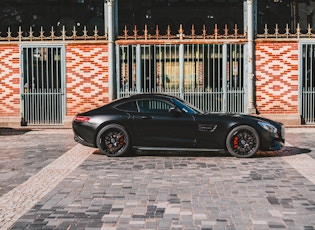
[269,138,285,151]
[267,125,285,151]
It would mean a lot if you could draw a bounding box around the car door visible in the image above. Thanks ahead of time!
[132,98,196,148]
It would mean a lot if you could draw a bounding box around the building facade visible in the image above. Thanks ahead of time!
[0,0,314,127]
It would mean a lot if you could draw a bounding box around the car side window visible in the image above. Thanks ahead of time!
[116,101,138,112]
[138,99,173,113]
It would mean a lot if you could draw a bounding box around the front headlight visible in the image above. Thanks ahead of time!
[258,121,277,134]
[281,125,285,139]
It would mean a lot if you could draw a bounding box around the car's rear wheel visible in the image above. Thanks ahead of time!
[96,124,130,157]
[226,125,260,158]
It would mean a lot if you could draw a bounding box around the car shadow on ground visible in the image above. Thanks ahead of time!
[0,127,32,136]
[255,146,311,158]
[93,149,231,158]
[93,146,311,158]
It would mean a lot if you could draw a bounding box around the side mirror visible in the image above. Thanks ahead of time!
[169,107,181,116]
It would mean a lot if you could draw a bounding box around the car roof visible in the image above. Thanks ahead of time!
[109,93,182,108]
[128,93,178,100]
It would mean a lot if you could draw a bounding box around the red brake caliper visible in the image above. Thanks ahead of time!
[119,136,124,146]
[233,136,239,149]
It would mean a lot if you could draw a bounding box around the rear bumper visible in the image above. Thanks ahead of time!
[74,132,95,148]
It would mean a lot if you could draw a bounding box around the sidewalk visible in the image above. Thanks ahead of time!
[0,128,315,229]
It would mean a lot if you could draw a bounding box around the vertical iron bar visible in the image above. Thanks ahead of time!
[136,44,142,93]
[179,43,184,98]
[116,45,121,96]
[222,44,228,112]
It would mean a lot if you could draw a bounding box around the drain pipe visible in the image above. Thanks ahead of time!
[246,0,256,114]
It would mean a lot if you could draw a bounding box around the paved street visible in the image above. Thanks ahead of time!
[0,127,315,230]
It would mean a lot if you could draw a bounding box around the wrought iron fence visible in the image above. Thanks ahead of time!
[22,89,65,125]
[301,89,315,124]
[21,45,66,125]
[1,23,315,42]
[300,43,315,124]
[0,26,107,42]
[117,42,245,113]
[1,23,315,123]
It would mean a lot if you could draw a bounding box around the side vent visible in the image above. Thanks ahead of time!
[198,124,217,132]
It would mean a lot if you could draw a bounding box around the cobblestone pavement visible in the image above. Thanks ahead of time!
[0,128,314,230]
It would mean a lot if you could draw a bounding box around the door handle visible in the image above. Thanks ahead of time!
[141,115,153,119]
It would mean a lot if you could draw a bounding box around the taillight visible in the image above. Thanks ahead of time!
[74,115,90,122]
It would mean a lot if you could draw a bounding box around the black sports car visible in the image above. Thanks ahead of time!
[72,93,285,158]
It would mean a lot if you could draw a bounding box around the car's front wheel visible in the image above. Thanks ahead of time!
[96,124,130,157]
[226,125,260,158]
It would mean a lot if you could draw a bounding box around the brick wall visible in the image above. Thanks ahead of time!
[0,44,20,117]
[0,43,109,126]
[66,44,109,116]
[0,41,302,126]
[255,41,300,123]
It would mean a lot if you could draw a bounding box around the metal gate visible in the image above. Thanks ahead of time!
[116,43,246,113]
[21,45,66,125]
[300,42,315,124]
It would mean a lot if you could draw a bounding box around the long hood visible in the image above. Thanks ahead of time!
[204,112,282,126]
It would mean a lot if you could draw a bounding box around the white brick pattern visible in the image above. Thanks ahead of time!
[66,45,109,115]
[256,44,299,113]
[0,47,20,115]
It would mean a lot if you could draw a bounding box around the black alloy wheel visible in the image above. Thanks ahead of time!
[226,125,260,158]
[96,124,130,157]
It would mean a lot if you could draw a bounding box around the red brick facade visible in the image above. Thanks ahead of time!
[255,41,300,124]
[0,44,20,118]
[66,43,109,116]
[0,41,302,126]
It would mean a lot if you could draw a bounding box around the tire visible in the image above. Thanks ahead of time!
[226,125,260,158]
[96,124,130,157]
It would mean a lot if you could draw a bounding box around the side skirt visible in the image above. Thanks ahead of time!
[133,146,224,152]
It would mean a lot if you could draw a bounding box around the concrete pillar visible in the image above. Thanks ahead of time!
[246,0,256,114]
[106,0,116,101]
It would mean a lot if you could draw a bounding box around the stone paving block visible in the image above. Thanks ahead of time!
[1,128,315,229]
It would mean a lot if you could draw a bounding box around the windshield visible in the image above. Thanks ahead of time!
[171,98,204,115]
